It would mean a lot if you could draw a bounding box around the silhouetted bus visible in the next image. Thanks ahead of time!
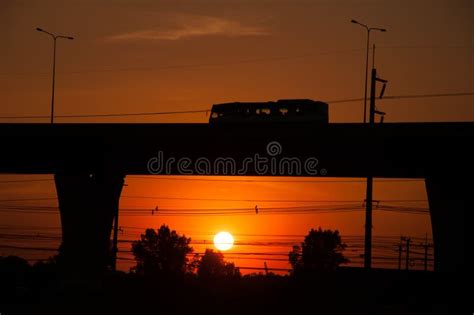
[209,99,328,124]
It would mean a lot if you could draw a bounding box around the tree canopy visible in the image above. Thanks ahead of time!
[131,225,193,276]
[197,249,241,279]
[289,227,349,273]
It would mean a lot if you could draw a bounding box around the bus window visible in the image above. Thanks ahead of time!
[261,108,271,115]
[209,99,329,124]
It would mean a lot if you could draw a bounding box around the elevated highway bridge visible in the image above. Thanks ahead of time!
[0,122,471,274]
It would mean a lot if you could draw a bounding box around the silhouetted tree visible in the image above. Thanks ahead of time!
[131,225,193,276]
[0,256,31,287]
[0,255,30,274]
[197,249,241,279]
[289,228,349,273]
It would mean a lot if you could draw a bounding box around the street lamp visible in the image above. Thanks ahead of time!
[36,27,74,124]
[351,20,386,123]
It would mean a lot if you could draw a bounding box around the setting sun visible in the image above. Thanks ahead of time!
[213,231,234,251]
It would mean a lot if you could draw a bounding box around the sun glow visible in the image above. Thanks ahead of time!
[213,231,234,251]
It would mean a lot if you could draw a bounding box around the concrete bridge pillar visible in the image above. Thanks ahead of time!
[425,176,465,272]
[54,172,124,278]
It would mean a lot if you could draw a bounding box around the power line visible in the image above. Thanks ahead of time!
[0,228,425,243]
[381,45,473,50]
[0,203,428,216]
[326,92,474,104]
[0,194,427,208]
[0,92,472,120]
[0,179,53,184]
[0,193,429,216]
[0,197,57,202]
[0,176,426,185]
[0,109,208,120]
[121,195,427,203]
[0,229,432,270]
[0,203,410,211]
[0,245,430,270]
[0,48,367,77]
[126,176,424,184]
[0,244,57,251]
[0,176,423,184]
[383,92,474,101]
[1,45,471,77]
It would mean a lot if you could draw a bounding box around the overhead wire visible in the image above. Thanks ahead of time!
[0,93,472,120]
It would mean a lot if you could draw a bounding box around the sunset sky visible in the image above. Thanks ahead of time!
[0,0,472,272]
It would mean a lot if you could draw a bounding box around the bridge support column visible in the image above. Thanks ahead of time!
[54,172,124,278]
[425,176,465,272]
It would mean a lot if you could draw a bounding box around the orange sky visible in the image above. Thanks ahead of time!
[0,174,431,272]
[0,0,471,272]
[0,0,472,123]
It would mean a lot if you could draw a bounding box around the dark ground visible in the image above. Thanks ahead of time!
[0,264,468,315]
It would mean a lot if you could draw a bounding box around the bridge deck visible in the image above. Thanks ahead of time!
[0,122,472,177]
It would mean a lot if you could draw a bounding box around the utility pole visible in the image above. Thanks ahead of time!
[364,185,373,268]
[51,38,56,124]
[403,237,411,271]
[363,67,377,269]
[398,237,403,270]
[111,208,119,271]
[264,262,269,275]
[363,47,388,270]
[422,234,430,272]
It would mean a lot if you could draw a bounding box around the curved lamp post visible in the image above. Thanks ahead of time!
[36,27,74,124]
[351,20,386,123]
